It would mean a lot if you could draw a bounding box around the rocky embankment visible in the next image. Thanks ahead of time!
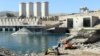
[57,29,100,56]
[0,48,16,56]
[77,29,100,44]
[0,48,45,56]
[84,30,100,44]
[58,37,100,56]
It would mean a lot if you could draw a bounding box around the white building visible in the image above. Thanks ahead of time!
[26,2,34,18]
[19,2,26,17]
[59,16,99,28]
[34,2,41,17]
[41,2,49,17]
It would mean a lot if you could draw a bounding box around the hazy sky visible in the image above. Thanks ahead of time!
[0,0,100,14]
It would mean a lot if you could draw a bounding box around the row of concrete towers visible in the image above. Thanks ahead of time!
[19,2,49,17]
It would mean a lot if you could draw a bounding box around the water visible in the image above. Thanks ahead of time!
[0,31,68,54]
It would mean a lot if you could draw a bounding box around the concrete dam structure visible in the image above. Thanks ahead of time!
[0,18,44,31]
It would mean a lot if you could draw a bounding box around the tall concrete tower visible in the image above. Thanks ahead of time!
[41,2,49,17]
[34,2,41,17]
[26,2,34,18]
[19,2,26,17]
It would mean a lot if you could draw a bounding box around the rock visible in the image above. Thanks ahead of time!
[84,33,100,44]
[77,29,95,38]
[0,48,16,56]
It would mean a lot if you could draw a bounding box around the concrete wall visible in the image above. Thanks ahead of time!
[0,18,39,26]
[73,17,83,28]
[92,16,99,26]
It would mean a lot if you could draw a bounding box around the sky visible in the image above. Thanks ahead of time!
[0,0,100,14]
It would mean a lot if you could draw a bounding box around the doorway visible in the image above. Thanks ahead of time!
[67,18,73,28]
[83,18,91,27]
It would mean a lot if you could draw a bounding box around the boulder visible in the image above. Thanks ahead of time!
[84,30,100,44]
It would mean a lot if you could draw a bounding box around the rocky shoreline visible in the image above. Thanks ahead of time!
[40,29,100,56]
[0,48,17,56]
[50,37,99,56]
[57,29,100,56]
[0,48,45,56]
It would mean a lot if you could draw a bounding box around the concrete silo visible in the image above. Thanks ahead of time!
[34,2,41,17]
[26,2,34,18]
[41,2,49,17]
[19,2,26,17]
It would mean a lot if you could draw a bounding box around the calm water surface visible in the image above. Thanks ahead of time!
[0,32,68,54]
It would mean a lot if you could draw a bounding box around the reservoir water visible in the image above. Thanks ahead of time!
[0,31,68,54]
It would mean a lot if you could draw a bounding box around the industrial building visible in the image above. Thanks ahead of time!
[19,2,49,18]
[19,2,26,17]
[34,2,41,17]
[26,2,34,18]
[41,2,49,17]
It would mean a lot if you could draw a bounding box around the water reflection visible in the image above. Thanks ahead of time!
[0,32,67,54]
[11,34,48,53]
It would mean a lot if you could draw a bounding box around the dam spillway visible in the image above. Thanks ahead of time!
[0,25,44,31]
[0,18,45,31]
